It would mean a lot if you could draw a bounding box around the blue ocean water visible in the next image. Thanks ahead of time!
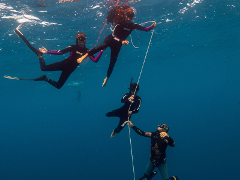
[1,0,240,179]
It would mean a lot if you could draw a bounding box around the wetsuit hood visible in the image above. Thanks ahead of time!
[128,78,139,94]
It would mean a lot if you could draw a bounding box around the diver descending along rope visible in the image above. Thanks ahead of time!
[121,23,155,180]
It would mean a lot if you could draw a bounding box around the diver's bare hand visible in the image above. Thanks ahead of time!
[39,46,48,53]
[151,22,157,29]
[160,132,169,139]
[160,132,169,143]
[126,121,134,127]
[122,40,129,45]
[128,95,134,100]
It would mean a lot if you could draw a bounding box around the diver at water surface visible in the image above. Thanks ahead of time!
[13,27,103,89]
[77,5,157,87]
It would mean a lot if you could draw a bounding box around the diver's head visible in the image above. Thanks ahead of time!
[129,82,139,95]
[157,124,169,133]
[124,8,134,22]
[128,78,139,95]
[75,32,86,46]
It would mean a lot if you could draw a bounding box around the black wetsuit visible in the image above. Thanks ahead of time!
[88,21,153,78]
[14,29,102,89]
[37,46,88,89]
[131,126,175,166]
[106,93,141,133]
[42,45,102,89]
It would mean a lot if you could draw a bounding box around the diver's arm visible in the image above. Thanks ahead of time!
[127,121,152,137]
[121,93,131,103]
[132,97,141,114]
[46,45,73,55]
[167,136,175,147]
[89,50,103,63]
[160,132,175,147]
[135,22,157,32]
[132,126,152,137]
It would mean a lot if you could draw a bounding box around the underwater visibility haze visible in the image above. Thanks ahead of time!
[0,0,240,180]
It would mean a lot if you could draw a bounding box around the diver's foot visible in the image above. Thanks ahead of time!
[77,53,88,64]
[150,171,157,178]
[110,130,115,138]
[102,77,108,87]
[34,75,47,81]
[169,176,179,180]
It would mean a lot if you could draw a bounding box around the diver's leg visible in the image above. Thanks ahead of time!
[113,115,128,134]
[88,42,108,56]
[106,44,121,78]
[157,162,169,180]
[34,58,70,89]
[111,121,124,138]
[114,120,125,134]
[144,160,156,177]
[39,57,66,71]
[45,70,72,89]
[14,29,43,57]
[106,108,125,138]
[102,43,122,87]
[88,35,112,56]
[106,108,121,117]
[139,161,156,180]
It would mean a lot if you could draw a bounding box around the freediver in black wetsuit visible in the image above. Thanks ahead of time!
[106,79,141,138]
[77,6,157,87]
[13,27,103,89]
[127,121,179,180]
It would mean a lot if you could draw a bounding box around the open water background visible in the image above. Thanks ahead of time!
[0,0,240,180]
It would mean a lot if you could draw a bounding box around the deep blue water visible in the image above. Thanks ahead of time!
[1,0,240,180]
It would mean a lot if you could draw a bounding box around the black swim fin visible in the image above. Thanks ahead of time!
[34,75,47,81]
[14,27,43,58]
